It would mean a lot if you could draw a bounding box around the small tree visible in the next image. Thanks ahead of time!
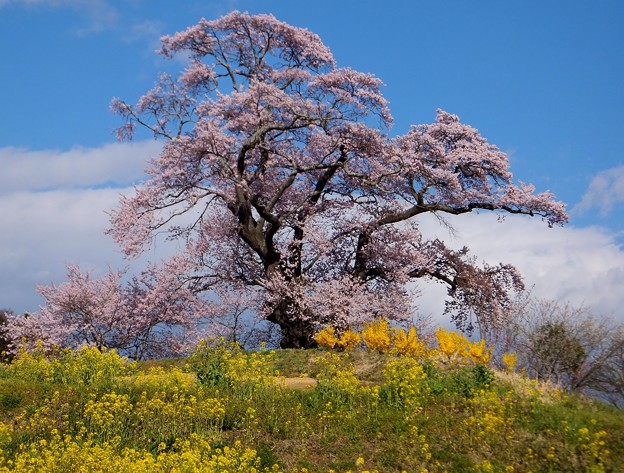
[529,320,586,385]
[5,264,205,359]
[205,283,280,348]
[489,297,624,401]
[596,329,624,408]
[108,11,567,348]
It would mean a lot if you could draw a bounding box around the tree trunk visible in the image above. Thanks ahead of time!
[278,318,318,349]
[267,303,317,349]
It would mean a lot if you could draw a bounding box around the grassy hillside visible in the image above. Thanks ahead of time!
[0,341,622,472]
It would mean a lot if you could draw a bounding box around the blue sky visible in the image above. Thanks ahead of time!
[1,0,623,323]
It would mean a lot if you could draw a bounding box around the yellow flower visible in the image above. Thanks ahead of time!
[336,330,361,351]
[315,327,339,349]
[362,319,392,353]
[393,326,426,358]
[502,352,518,372]
[435,328,492,365]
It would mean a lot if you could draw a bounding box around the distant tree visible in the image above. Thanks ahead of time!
[596,329,624,408]
[529,320,586,385]
[0,308,14,359]
[108,11,567,348]
[489,297,624,403]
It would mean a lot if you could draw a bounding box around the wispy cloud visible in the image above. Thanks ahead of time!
[0,0,119,34]
[120,19,168,61]
[0,141,161,195]
[574,165,624,217]
[123,19,163,42]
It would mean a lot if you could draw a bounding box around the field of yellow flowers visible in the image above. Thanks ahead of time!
[0,323,622,472]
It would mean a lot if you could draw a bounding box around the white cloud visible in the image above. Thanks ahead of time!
[0,141,160,313]
[0,141,161,195]
[574,165,624,217]
[0,187,128,312]
[416,212,624,324]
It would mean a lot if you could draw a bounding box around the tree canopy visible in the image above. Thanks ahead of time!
[104,11,567,348]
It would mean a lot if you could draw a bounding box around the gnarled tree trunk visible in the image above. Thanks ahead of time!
[266,302,318,349]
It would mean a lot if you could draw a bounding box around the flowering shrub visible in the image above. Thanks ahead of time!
[466,339,492,365]
[320,319,428,359]
[336,330,361,351]
[361,319,392,353]
[502,352,518,373]
[436,327,468,361]
[435,328,492,365]
[315,327,339,349]
[393,326,427,358]
[315,327,361,351]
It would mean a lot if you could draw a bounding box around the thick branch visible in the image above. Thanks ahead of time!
[378,201,538,226]
[309,144,347,204]
[408,267,457,290]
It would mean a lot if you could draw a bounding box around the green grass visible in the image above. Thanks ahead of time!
[0,344,622,472]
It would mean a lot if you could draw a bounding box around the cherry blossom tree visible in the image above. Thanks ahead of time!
[108,11,567,348]
[5,264,206,359]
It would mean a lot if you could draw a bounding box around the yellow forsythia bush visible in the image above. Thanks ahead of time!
[361,319,392,353]
[363,320,428,358]
[316,320,492,364]
[315,327,339,349]
[317,320,428,358]
[435,327,492,365]
[315,327,361,351]
[336,330,361,351]
[393,326,427,358]
[502,352,518,372]
[466,339,492,364]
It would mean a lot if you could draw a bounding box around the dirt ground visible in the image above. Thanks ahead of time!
[276,376,317,389]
